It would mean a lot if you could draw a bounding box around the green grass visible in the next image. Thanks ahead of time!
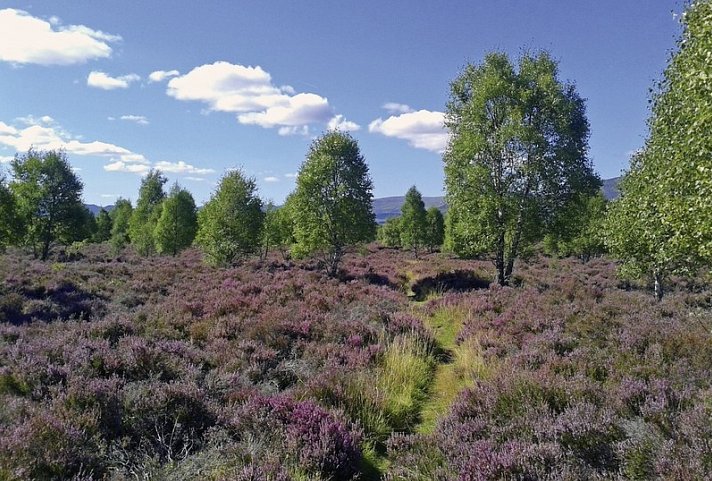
[377,334,437,432]
[414,304,492,433]
[417,338,488,433]
[423,304,469,350]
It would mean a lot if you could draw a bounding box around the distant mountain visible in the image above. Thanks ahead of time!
[372,177,622,224]
[601,176,621,201]
[84,204,114,216]
[373,196,446,224]
[85,177,621,222]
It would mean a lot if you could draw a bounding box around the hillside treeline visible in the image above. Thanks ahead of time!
[2,1,711,300]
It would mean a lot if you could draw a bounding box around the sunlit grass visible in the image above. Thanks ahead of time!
[417,338,489,433]
[415,303,492,433]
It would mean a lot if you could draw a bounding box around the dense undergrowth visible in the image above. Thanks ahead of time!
[1,245,711,480]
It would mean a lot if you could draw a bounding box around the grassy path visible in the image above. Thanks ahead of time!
[415,304,487,434]
[361,278,490,478]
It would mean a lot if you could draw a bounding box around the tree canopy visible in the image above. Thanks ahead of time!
[425,207,445,253]
[93,208,113,243]
[195,169,264,266]
[605,1,712,300]
[291,130,376,275]
[400,186,428,257]
[9,149,86,260]
[155,183,198,256]
[261,201,294,260]
[444,51,599,285]
[110,198,133,253]
[378,217,402,248]
[0,174,18,251]
[129,170,167,256]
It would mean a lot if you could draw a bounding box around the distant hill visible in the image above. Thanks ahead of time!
[372,177,622,224]
[84,177,621,222]
[601,176,621,200]
[84,204,114,216]
[373,196,447,224]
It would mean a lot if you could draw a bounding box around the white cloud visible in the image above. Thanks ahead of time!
[148,69,180,83]
[0,122,18,135]
[104,161,150,174]
[0,117,145,164]
[264,176,279,183]
[1,116,216,178]
[237,93,332,128]
[100,194,117,198]
[87,71,140,90]
[278,126,309,136]
[327,114,360,132]
[0,9,120,66]
[166,61,340,131]
[120,115,149,125]
[369,110,449,153]
[153,160,215,175]
[15,115,55,126]
[383,102,414,114]
[184,176,206,182]
[0,155,13,164]
[284,173,297,178]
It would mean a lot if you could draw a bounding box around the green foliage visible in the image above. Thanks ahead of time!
[109,198,133,252]
[0,174,19,250]
[425,207,445,253]
[291,131,376,275]
[262,201,295,260]
[444,51,599,284]
[545,192,607,262]
[9,149,86,260]
[605,1,712,300]
[128,170,167,256]
[93,208,113,243]
[195,169,264,266]
[377,217,402,248]
[400,186,428,257]
[154,184,198,256]
[75,206,97,243]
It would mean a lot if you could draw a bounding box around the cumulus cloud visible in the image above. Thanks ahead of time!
[148,69,180,83]
[264,176,279,183]
[237,93,332,128]
[153,160,215,175]
[369,110,449,153]
[0,117,145,163]
[87,71,140,90]
[166,61,343,132]
[382,102,414,114]
[119,115,149,125]
[104,161,150,174]
[278,126,310,136]
[0,9,120,66]
[0,116,217,177]
[327,114,360,132]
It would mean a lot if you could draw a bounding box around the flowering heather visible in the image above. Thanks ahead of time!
[386,256,712,480]
[1,246,712,479]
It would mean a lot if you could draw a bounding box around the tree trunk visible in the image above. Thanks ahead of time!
[504,211,525,284]
[654,270,664,302]
[328,247,342,277]
[41,238,51,261]
[495,230,506,286]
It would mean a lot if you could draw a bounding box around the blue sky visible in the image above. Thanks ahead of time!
[0,1,682,205]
